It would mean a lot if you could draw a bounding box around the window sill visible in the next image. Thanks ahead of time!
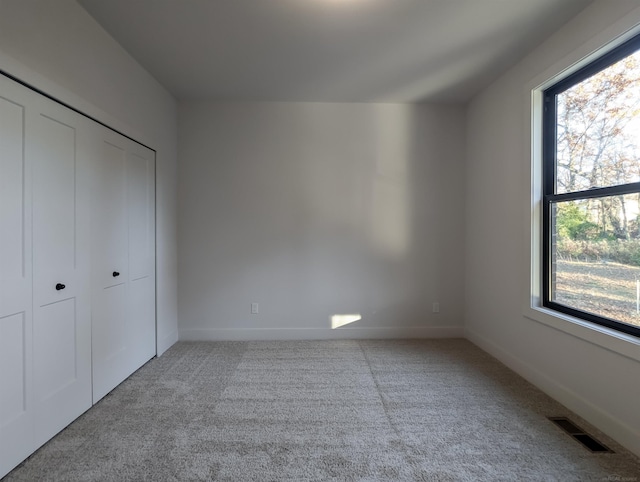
[524,305,640,363]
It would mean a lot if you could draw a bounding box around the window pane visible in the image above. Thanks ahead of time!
[551,195,640,327]
[556,50,640,194]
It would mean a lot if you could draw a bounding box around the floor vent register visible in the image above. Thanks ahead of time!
[548,417,613,453]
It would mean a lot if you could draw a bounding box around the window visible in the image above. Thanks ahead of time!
[543,34,640,338]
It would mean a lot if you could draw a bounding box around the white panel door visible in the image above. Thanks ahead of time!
[31,101,92,447]
[91,131,130,402]
[91,131,156,402]
[0,72,156,477]
[127,144,156,370]
[0,77,34,478]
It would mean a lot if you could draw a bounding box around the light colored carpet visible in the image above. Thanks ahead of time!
[4,339,640,481]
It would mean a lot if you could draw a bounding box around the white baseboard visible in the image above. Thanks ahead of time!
[179,325,464,341]
[157,328,179,355]
[465,328,640,458]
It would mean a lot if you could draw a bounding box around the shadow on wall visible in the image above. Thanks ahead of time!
[317,105,464,330]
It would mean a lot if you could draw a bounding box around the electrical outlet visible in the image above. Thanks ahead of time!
[251,302,259,314]
[432,302,440,313]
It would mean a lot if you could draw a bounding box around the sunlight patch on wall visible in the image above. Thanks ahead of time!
[331,313,361,329]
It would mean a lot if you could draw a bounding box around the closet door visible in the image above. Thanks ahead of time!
[91,130,130,402]
[31,99,92,446]
[126,143,156,371]
[0,77,34,477]
[0,72,156,477]
[92,129,155,403]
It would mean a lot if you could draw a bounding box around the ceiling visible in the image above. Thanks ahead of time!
[79,0,594,103]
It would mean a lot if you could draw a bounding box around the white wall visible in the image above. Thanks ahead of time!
[465,0,640,456]
[178,102,465,340]
[0,0,178,354]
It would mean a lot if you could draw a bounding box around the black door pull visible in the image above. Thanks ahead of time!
[55,283,66,291]
[113,271,120,277]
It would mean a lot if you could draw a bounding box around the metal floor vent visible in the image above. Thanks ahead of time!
[548,417,613,453]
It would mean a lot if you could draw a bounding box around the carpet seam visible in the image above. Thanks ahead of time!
[357,340,421,478]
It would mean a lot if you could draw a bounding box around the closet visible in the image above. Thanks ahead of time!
[0,73,156,478]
